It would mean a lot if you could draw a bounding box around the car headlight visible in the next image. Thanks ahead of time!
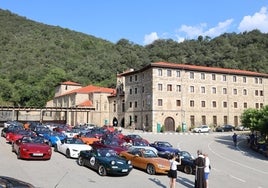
[111,160,116,165]
[127,160,131,165]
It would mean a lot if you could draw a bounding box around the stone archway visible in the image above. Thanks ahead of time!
[164,117,175,131]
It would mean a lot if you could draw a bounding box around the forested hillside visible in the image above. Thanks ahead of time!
[0,9,268,107]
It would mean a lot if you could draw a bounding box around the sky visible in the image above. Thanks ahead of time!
[0,0,268,46]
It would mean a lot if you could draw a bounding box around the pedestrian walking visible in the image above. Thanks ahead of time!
[204,153,211,188]
[168,153,181,188]
[232,133,238,147]
[194,150,206,188]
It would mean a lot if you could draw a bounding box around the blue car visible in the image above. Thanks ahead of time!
[150,141,195,175]
[42,131,67,147]
[149,141,180,157]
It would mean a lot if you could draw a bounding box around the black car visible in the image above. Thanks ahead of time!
[0,176,35,188]
[215,124,235,132]
[78,148,133,176]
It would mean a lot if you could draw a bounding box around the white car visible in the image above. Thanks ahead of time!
[54,137,92,158]
[192,125,210,133]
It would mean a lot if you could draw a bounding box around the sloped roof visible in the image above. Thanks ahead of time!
[77,100,93,107]
[60,81,81,86]
[118,62,268,77]
[58,85,116,97]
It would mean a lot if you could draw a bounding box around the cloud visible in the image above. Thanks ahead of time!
[175,19,233,42]
[238,6,268,33]
[143,32,159,45]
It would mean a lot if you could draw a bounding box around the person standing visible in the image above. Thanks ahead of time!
[194,150,206,188]
[232,133,238,147]
[168,153,181,188]
[204,153,211,188]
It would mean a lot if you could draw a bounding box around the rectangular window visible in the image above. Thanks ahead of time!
[190,115,195,127]
[243,77,247,83]
[260,103,263,108]
[130,76,133,82]
[233,89,237,95]
[234,102,238,108]
[167,69,172,77]
[167,84,172,91]
[158,69,163,76]
[223,116,228,124]
[176,100,181,106]
[129,102,132,108]
[223,88,227,94]
[212,87,216,94]
[243,89,247,95]
[158,99,163,106]
[158,84,163,91]
[134,88,138,94]
[259,78,263,84]
[255,78,258,84]
[213,116,217,126]
[201,73,205,80]
[212,74,216,80]
[222,75,226,81]
[176,85,181,92]
[190,72,194,79]
[202,116,206,125]
[129,89,132,95]
[260,90,263,96]
[190,100,194,107]
[255,103,259,108]
[212,101,217,108]
[201,101,206,107]
[255,90,258,96]
[234,116,238,126]
[233,76,237,82]
[201,86,205,93]
[190,86,194,93]
[134,101,138,108]
[244,102,247,108]
[223,101,227,108]
[176,71,181,77]
[135,75,138,81]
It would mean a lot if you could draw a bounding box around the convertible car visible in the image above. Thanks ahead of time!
[41,131,67,147]
[120,147,170,175]
[78,148,133,176]
[12,136,52,160]
[54,137,92,158]
[149,141,180,157]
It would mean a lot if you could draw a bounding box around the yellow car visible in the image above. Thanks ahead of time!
[120,147,170,175]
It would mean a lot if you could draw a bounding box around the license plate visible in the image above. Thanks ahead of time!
[122,169,128,172]
[33,153,43,156]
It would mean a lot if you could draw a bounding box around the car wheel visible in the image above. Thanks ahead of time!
[198,130,201,133]
[77,156,84,166]
[66,149,70,158]
[98,165,107,176]
[146,164,156,175]
[183,165,193,174]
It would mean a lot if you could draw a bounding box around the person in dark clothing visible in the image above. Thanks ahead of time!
[232,133,238,147]
[194,150,206,188]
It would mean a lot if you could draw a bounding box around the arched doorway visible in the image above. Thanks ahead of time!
[120,118,125,128]
[164,117,175,131]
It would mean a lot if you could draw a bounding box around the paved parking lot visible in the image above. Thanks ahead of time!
[1,128,267,188]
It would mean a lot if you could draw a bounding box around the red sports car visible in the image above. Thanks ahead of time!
[12,136,52,160]
[6,129,36,144]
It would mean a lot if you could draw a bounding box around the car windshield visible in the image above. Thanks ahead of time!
[142,149,158,158]
[97,149,117,157]
[157,142,172,147]
[66,138,84,144]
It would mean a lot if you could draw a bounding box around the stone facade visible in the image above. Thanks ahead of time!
[115,62,268,132]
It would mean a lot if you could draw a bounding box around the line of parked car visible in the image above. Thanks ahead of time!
[1,121,197,177]
[192,124,250,133]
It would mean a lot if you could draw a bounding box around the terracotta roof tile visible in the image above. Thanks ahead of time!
[60,81,81,86]
[78,100,93,107]
[60,85,116,96]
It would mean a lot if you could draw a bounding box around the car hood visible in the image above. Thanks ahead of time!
[66,144,92,150]
[22,143,50,151]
